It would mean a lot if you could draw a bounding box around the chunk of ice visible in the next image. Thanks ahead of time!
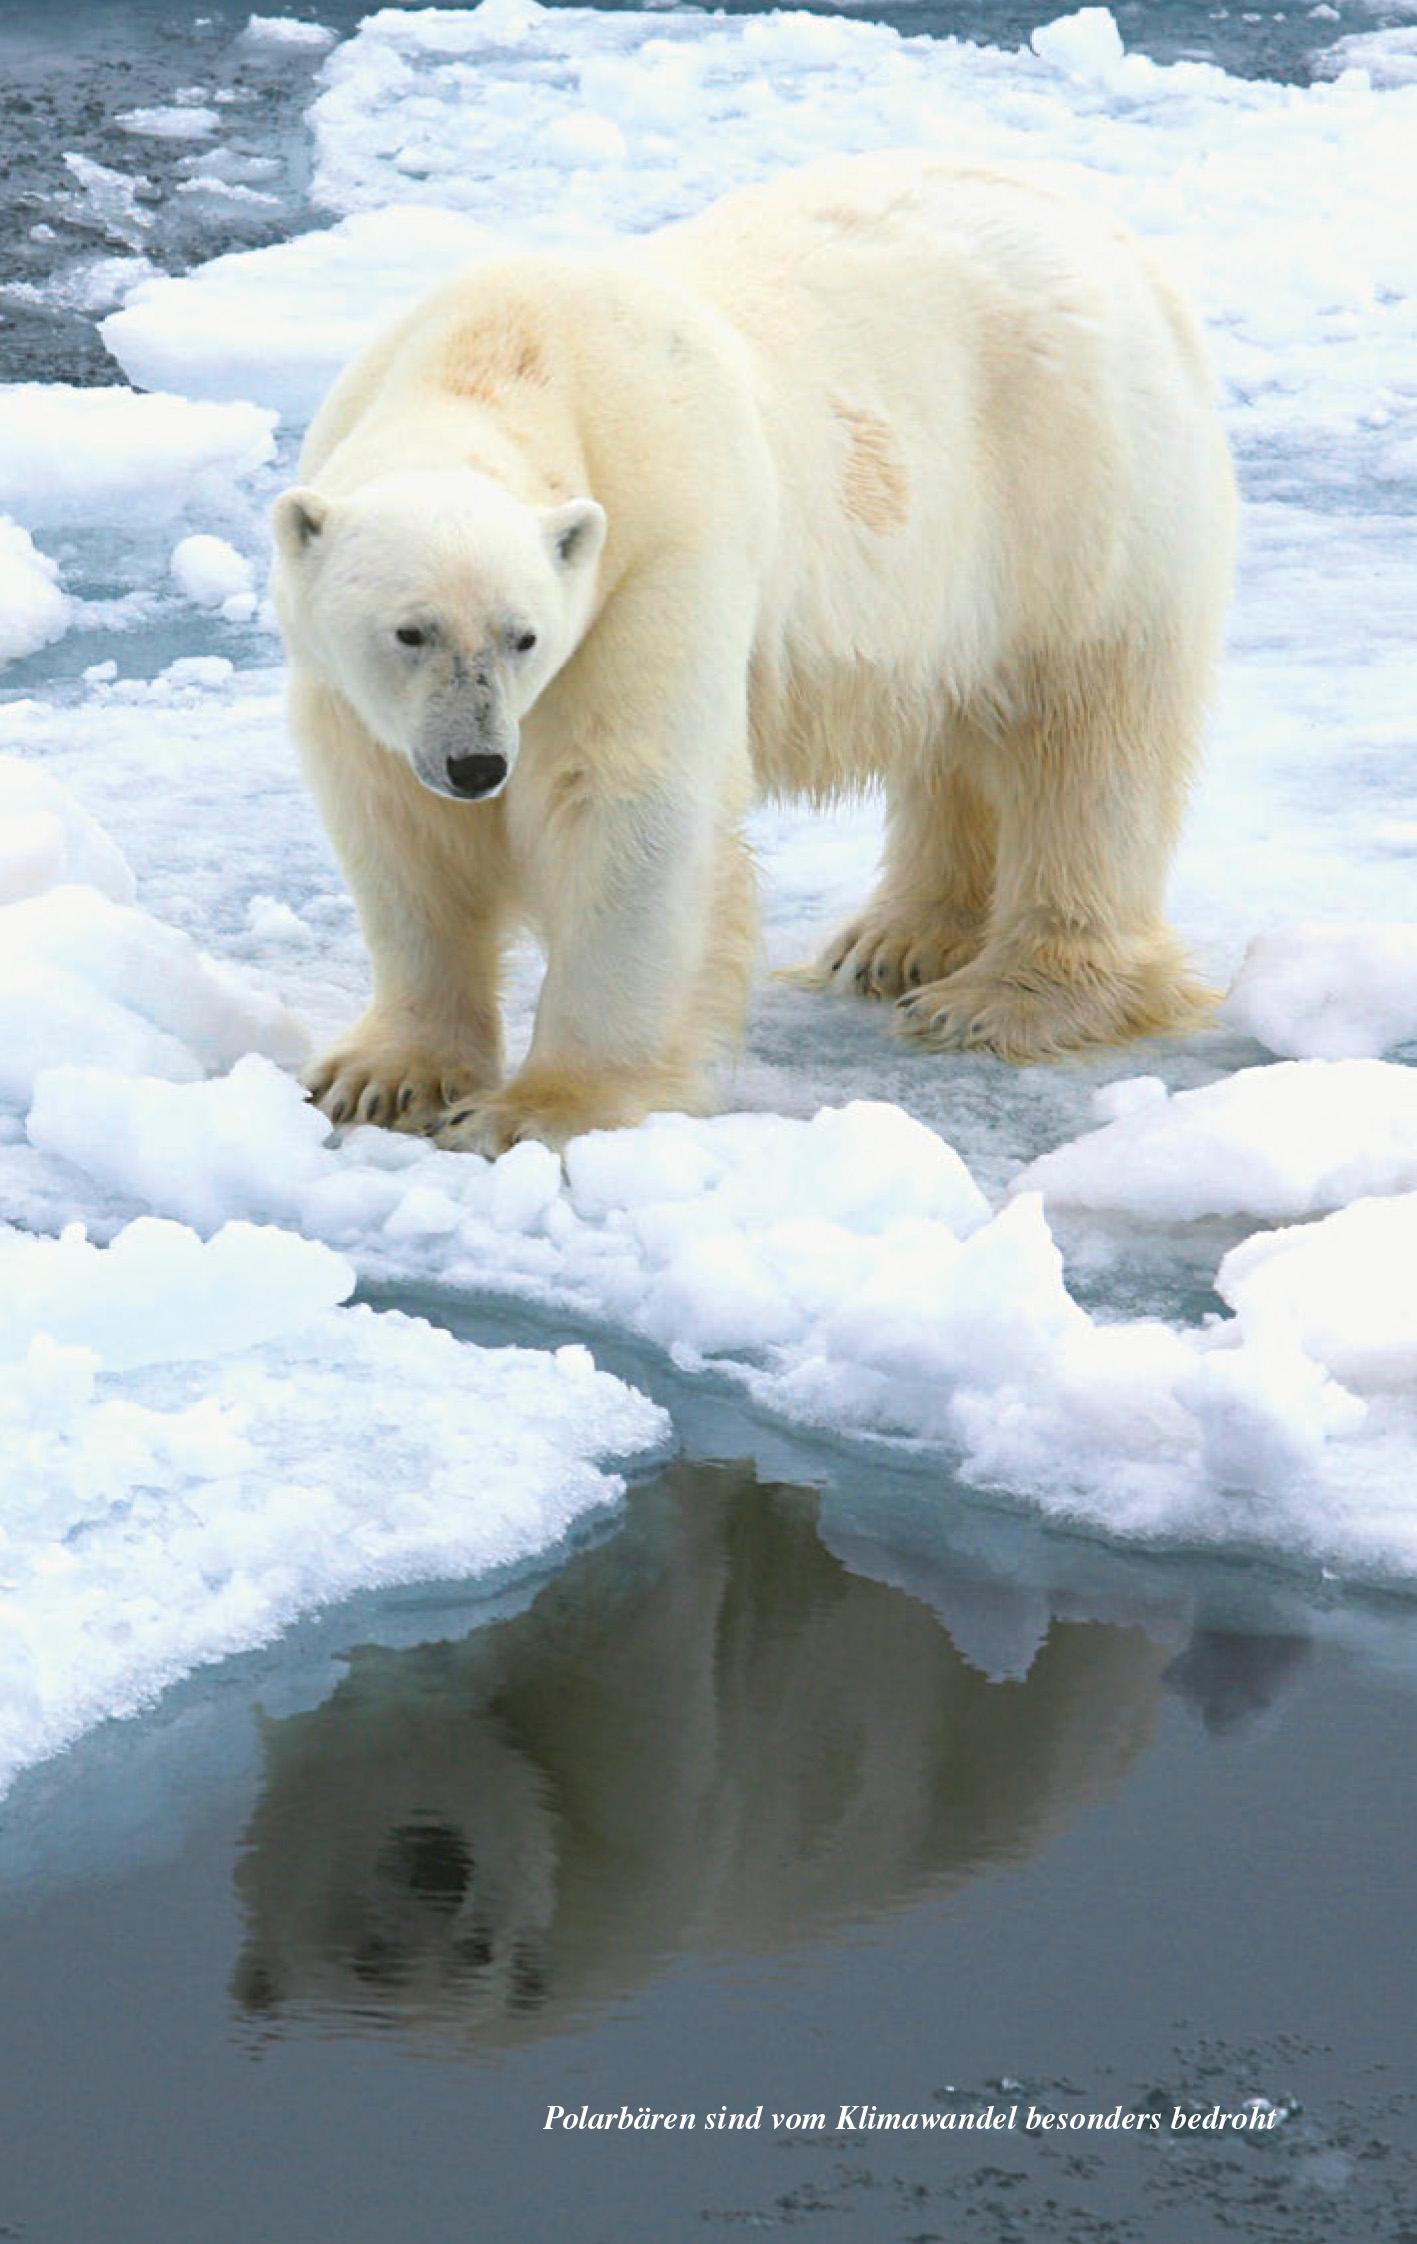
[0,387,277,526]
[1012,1061,1417,1221]
[1224,923,1417,1060]
[0,758,135,909]
[0,520,68,666]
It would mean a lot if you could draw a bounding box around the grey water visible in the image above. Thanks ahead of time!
[3,1442,1417,2242]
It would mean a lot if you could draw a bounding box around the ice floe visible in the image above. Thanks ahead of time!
[8,1033,1415,1581]
[239,14,339,53]
[103,208,498,422]
[0,1215,668,1800]
[0,385,278,526]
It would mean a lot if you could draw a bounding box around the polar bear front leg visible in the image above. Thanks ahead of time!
[431,559,759,1155]
[435,789,752,1155]
[292,678,510,1130]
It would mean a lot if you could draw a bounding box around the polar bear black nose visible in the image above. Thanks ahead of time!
[445,752,507,799]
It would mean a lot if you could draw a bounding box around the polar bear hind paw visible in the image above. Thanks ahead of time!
[893,947,1216,1061]
[780,908,987,1002]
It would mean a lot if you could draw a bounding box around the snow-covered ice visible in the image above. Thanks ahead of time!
[92,0,1417,508]
[116,107,221,143]
[103,208,498,422]
[8,1040,1416,1581]
[1224,923,1417,1060]
[0,385,278,525]
[1316,26,1417,88]
[0,1214,668,1800]
[1012,1061,1417,1222]
[170,532,257,618]
[0,758,134,908]
[239,13,338,52]
[1217,1194,1417,1392]
[3,0,1417,1788]
[0,520,68,666]
[0,885,308,1109]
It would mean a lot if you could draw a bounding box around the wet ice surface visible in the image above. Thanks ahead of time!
[1,0,1416,1786]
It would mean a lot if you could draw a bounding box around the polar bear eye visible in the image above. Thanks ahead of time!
[395,624,428,649]
[513,630,537,654]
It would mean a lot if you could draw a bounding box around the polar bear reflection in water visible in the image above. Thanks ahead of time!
[231,1464,1168,2042]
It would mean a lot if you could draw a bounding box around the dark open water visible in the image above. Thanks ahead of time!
[2,4,1417,2239]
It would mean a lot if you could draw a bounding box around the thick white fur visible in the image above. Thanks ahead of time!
[273,153,1236,1152]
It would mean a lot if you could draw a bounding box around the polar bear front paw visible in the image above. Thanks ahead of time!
[432,1063,707,1155]
[302,1037,495,1134]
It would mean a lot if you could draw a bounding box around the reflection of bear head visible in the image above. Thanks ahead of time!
[231,1465,1167,2048]
[271,467,606,803]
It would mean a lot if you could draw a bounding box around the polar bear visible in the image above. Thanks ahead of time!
[273,153,1236,1153]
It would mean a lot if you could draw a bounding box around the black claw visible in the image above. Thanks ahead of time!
[398,1084,415,1114]
[445,1108,474,1129]
[328,1099,347,1125]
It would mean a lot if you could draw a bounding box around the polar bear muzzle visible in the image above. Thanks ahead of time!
[445,751,508,800]
[411,676,519,800]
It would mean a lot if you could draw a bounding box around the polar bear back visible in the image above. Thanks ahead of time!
[298,152,1233,800]
[640,155,1229,688]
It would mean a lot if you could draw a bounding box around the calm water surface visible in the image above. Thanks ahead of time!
[3,1444,1417,2242]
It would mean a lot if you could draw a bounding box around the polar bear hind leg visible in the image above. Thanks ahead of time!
[894,636,1216,1061]
[793,743,998,1002]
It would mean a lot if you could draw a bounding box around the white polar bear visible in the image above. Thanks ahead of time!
[273,153,1236,1153]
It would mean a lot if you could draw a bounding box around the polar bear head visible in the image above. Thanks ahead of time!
[272,467,607,801]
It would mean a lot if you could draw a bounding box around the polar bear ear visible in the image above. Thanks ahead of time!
[272,486,331,561]
[542,498,606,569]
